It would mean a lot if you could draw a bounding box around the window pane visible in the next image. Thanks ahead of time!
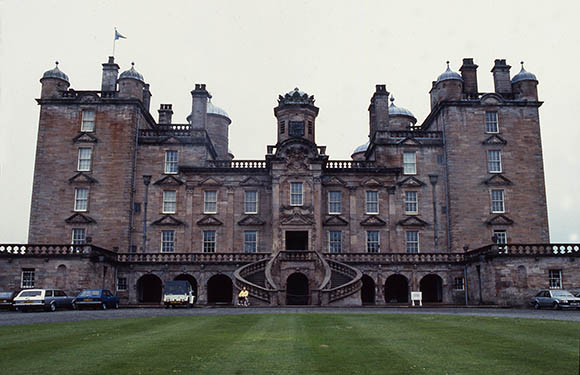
[549,270,562,289]
[405,191,418,214]
[329,231,342,253]
[244,191,258,214]
[328,191,341,214]
[163,191,177,214]
[406,231,419,253]
[165,150,178,174]
[203,231,216,253]
[77,148,92,171]
[290,182,303,206]
[244,231,257,253]
[485,112,498,133]
[74,188,88,211]
[491,189,504,213]
[81,110,95,132]
[21,269,35,288]
[494,230,507,244]
[204,191,217,213]
[366,191,378,214]
[367,231,379,253]
[72,228,86,244]
[161,230,175,252]
[403,152,417,174]
[488,150,502,173]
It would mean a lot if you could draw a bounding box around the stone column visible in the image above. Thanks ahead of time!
[313,175,323,251]
[271,175,281,253]
[348,186,358,251]
[387,186,396,251]
[185,184,194,252]
[226,187,235,252]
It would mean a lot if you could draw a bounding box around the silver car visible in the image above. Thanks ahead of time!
[530,290,580,309]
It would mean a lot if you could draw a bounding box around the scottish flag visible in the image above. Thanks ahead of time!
[115,29,127,40]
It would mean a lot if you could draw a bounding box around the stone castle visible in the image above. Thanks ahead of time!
[0,56,578,306]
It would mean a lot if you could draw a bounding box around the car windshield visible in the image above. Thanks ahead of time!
[165,284,187,294]
[19,291,42,297]
[78,290,101,297]
[0,292,13,298]
[552,291,574,297]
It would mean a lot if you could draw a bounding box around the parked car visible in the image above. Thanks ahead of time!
[74,289,120,310]
[530,290,580,309]
[13,289,76,312]
[163,280,195,308]
[0,291,18,310]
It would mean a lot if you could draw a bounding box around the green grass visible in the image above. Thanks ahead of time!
[0,314,578,374]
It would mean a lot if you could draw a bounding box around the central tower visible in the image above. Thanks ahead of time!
[274,88,319,145]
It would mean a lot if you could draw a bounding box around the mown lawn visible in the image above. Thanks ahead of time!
[0,314,578,374]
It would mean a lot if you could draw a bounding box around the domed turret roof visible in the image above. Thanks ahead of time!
[278,87,315,105]
[207,99,230,119]
[119,63,145,83]
[352,140,370,155]
[388,97,416,120]
[42,62,69,83]
[511,62,538,83]
[436,61,463,84]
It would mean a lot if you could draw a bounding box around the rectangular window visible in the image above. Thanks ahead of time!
[203,231,216,253]
[491,189,505,213]
[488,150,502,173]
[117,277,127,291]
[164,150,178,174]
[74,188,89,212]
[485,111,499,133]
[367,231,380,253]
[77,148,92,171]
[403,152,417,175]
[71,228,86,244]
[328,191,342,214]
[290,182,303,206]
[406,231,419,253]
[244,191,258,214]
[163,191,177,214]
[244,231,257,253]
[161,230,175,253]
[366,191,379,214]
[81,110,95,132]
[454,277,465,291]
[494,230,507,244]
[329,231,342,253]
[405,191,418,214]
[549,270,562,289]
[204,191,217,213]
[289,121,305,137]
[21,269,35,289]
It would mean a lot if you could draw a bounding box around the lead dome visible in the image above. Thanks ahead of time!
[388,97,416,121]
[512,62,538,83]
[119,63,145,83]
[41,62,69,83]
[207,99,230,119]
[436,62,463,84]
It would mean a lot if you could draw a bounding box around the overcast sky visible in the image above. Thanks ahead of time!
[0,0,578,244]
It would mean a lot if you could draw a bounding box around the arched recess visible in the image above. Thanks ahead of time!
[385,274,409,303]
[207,274,233,304]
[137,274,163,303]
[361,275,375,305]
[420,274,443,303]
[286,273,309,305]
[56,265,67,290]
[516,265,528,289]
[175,274,198,297]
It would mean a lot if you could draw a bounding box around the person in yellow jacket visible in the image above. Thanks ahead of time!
[238,287,249,306]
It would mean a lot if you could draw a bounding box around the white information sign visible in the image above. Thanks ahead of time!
[411,291,422,306]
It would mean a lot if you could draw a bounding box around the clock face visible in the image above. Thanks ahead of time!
[289,121,305,137]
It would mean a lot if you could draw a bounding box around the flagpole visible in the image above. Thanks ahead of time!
[112,28,117,57]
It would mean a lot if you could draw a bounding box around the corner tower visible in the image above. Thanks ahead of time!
[274,88,319,145]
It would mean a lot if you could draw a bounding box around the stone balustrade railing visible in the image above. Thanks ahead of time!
[279,250,316,262]
[380,130,443,139]
[323,259,363,303]
[0,244,115,258]
[233,258,277,303]
[466,243,580,260]
[60,90,118,99]
[208,160,268,169]
[323,160,376,169]
[325,252,465,264]
[116,252,269,264]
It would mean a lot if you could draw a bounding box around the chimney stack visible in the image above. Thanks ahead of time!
[158,104,174,124]
[369,84,390,141]
[190,84,209,129]
[460,58,478,98]
[491,59,512,96]
[101,56,119,92]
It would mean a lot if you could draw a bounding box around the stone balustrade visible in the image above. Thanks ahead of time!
[116,252,269,264]
[325,252,465,264]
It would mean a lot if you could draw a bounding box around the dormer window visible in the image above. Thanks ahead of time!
[289,121,305,137]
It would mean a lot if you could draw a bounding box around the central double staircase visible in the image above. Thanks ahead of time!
[233,250,362,306]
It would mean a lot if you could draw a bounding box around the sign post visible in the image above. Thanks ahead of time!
[411,291,422,307]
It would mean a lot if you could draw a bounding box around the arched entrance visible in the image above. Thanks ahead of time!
[175,274,198,297]
[385,274,409,303]
[137,274,162,303]
[420,274,443,302]
[361,275,375,304]
[286,273,309,305]
[56,265,67,290]
[207,274,233,304]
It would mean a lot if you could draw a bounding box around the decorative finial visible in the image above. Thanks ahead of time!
[446,61,450,67]
[520,61,525,70]
[390,96,395,103]
[131,62,135,68]
[55,61,59,67]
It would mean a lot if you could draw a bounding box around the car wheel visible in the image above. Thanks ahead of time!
[114,302,119,309]
[533,302,540,310]
[101,303,107,310]
[553,302,561,310]
[71,302,77,310]
[50,303,56,312]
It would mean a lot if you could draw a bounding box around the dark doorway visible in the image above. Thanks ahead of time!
[361,275,376,304]
[286,273,309,305]
[285,231,308,250]
[385,274,409,303]
[137,274,162,303]
[175,274,198,298]
[420,274,443,303]
[207,274,233,304]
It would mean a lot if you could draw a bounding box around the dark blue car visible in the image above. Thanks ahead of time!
[74,289,120,310]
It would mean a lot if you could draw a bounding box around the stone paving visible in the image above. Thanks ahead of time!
[1,306,579,326]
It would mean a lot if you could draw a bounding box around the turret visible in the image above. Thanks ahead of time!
[101,56,119,92]
[118,63,145,100]
[368,84,390,140]
[206,98,232,159]
[274,88,319,144]
[460,58,479,99]
[387,96,417,131]
[512,62,538,101]
[430,62,463,109]
[40,62,70,99]
[491,59,512,97]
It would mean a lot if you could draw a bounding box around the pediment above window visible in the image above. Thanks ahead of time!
[486,214,514,226]
[65,213,96,224]
[196,215,223,226]
[153,175,184,186]
[280,214,314,226]
[480,93,504,105]
[398,137,422,146]
[397,176,425,187]
[199,177,222,186]
[482,134,507,145]
[323,216,348,226]
[397,216,429,227]
[238,215,266,226]
[152,215,186,226]
[482,174,513,186]
[158,136,187,145]
[361,178,383,187]
[239,177,264,187]
[68,172,98,184]
[360,215,386,226]
[321,176,347,187]
[72,132,98,143]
